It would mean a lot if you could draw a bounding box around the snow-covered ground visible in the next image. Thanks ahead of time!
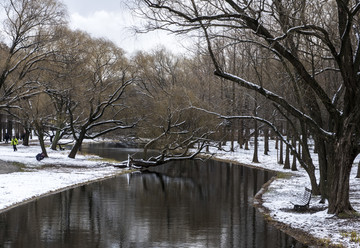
[207,141,360,248]
[0,140,128,212]
[0,138,359,247]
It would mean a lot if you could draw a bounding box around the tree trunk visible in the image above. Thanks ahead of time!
[230,122,235,152]
[328,137,357,215]
[0,114,3,142]
[50,130,62,150]
[68,139,83,159]
[252,119,259,163]
[264,127,269,155]
[238,120,244,148]
[7,117,12,137]
[22,128,30,146]
[34,122,47,157]
[244,122,249,150]
[284,122,290,169]
[355,161,360,179]
[315,137,329,202]
[68,131,86,159]
[38,132,47,157]
[291,136,297,171]
[300,129,321,195]
[278,138,283,164]
[222,126,227,146]
[284,140,290,169]
[356,161,360,178]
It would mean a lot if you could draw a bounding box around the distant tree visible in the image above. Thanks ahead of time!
[131,48,219,166]
[291,136,298,171]
[129,107,213,168]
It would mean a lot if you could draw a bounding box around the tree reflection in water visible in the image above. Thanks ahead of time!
[0,154,306,247]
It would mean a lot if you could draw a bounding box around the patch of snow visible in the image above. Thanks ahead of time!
[0,140,127,212]
[207,140,360,247]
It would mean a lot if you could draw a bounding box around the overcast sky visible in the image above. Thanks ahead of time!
[60,0,187,55]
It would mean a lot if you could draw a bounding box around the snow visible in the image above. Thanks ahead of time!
[0,141,127,212]
[0,138,360,247]
[207,140,360,248]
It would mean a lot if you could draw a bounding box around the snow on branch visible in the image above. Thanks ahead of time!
[212,71,335,139]
[128,136,210,169]
[85,123,137,139]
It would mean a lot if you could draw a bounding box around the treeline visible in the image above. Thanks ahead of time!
[1,0,360,215]
[136,0,360,216]
[0,0,282,161]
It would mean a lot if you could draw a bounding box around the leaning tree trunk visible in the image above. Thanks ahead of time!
[34,122,47,157]
[68,131,86,159]
[38,133,47,157]
[68,139,83,159]
[50,130,62,150]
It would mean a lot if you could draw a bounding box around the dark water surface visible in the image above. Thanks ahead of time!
[0,143,306,247]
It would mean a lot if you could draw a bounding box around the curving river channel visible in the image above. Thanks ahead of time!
[0,143,306,247]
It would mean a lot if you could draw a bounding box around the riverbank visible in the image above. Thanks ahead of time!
[207,142,360,248]
[0,141,129,213]
[0,139,359,247]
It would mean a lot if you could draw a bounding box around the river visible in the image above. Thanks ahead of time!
[0,143,306,247]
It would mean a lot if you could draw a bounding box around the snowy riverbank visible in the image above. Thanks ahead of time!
[207,142,360,248]
[0,139,359,247]
[0,141,128,213]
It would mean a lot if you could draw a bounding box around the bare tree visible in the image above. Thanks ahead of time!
[66,36,136,158]
[0,0,66,107]
[40,28,90,150]
[130,48,219,168]
[138,0,360,216]
[129,107,213,168]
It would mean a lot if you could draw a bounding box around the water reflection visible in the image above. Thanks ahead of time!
[0,147,306,247]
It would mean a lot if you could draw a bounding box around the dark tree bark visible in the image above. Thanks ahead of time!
[252,118,259,163]
[22,128,30,146]
[278,122,284,164]
[264,127,269,155]
[34,121,48,158]
[328,118,359,215]
[68,130,85,159]
[238,120,244,148]
[291,136,297,171]
[356,161,360,179]
[283,123,291,169]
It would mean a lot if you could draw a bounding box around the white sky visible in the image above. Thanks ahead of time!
[60,0,188,56]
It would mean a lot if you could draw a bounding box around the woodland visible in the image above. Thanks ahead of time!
[0,0,360,217]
